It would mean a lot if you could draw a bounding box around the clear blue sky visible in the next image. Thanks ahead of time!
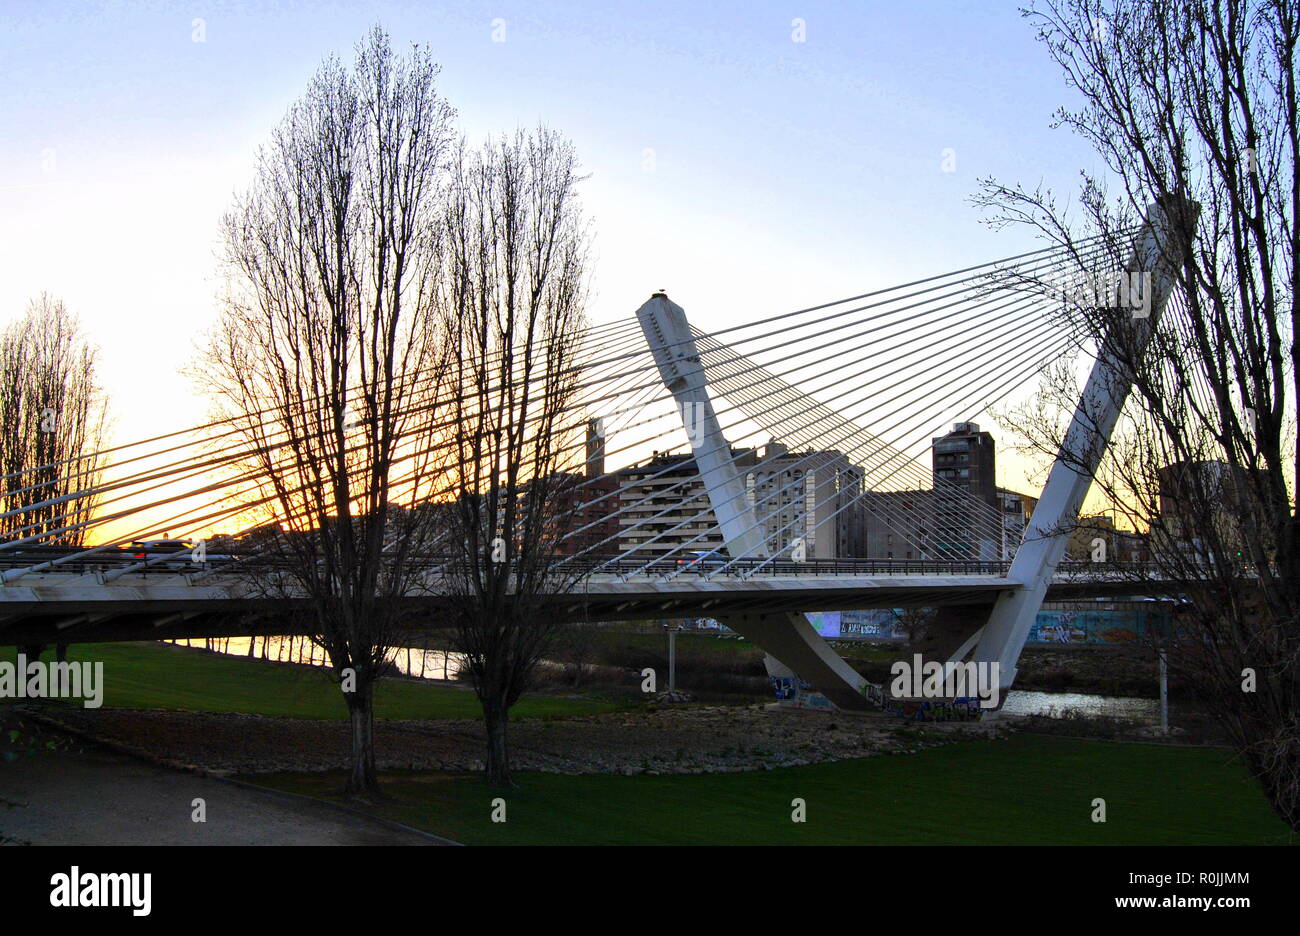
[0,0,1111,494]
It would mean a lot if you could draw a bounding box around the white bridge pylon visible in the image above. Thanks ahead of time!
[636,195,1196,711]
[970,195,1198,689]
[637,292,873,710]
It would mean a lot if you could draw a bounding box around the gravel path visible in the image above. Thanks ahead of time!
[38,703,1005,776]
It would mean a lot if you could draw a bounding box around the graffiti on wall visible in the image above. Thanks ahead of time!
[839,606,1164,644]
[883,697,983,721]
[1026,608,1160,645]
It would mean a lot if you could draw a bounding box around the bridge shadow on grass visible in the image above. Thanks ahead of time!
[251,735,1295,845]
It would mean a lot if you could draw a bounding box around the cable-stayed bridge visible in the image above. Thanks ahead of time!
[0,198,1199,710]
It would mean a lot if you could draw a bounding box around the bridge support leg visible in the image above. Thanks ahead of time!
[636,293,870,709]
[720,612,872,710]
[971,196,1198,691]
[914,604,990,661]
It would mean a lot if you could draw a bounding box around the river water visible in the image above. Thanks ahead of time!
[1001,690,1159,722]
[167,636,467,680]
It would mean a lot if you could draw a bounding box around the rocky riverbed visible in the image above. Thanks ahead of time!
[33,703,1009,776]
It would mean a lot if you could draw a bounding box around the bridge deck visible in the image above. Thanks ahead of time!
[0,568,1179,645]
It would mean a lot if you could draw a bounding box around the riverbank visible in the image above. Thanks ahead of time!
[164,629,1179,705]
[540,630,1186,702]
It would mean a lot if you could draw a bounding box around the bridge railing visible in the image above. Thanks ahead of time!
[578,556,1017,577]
[0,547,1217,584]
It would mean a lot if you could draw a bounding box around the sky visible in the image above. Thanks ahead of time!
[0,0,1118,531]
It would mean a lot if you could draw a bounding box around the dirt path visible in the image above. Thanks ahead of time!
[36,702,1001,777]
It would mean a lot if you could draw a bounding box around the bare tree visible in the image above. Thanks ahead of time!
[204,26,455,798]
[894,606,938,645]
[977,0,1299,829]
[0,294,108,546]
[440,127,592,787]
[554,618,602,688]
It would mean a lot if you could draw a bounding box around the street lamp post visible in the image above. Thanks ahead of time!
[667,622,678,691]
[1155,599,1172,735]
[1158,644,1169,735]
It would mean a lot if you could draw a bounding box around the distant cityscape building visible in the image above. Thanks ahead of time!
[1065,513,1149,564]
[857,423,1008,561]
[997,487,1038,561]
[615,449,758,559]
[612,441,868,560]
[604,423,1043,565]
[931,422,1000,560]
[742,442,865,559]
[551,472,622,556]
[584,418,606,479]
[860,488,931,560]
[1157,460,1253,525]
[1156,459,1256,560]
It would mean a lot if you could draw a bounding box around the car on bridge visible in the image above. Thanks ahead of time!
[677,549,729,572]
[128,539,233,571]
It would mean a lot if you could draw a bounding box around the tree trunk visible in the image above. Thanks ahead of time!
[343,677,380,798]
[1245,725,1300,832]
[483,698,512,787]
[1262,772,1300,832]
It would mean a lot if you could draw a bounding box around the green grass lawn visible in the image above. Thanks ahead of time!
[0,642,620,721]
[253,734,1295,845]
